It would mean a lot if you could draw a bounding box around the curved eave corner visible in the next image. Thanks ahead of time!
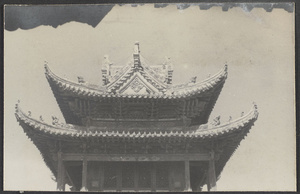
[14,101,258,141]
[44,64,228,99]
[170,64,228,97]
[214,103,259,182]
[44,64,106,96]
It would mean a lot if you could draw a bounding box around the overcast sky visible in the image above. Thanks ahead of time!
[4,4,295,191]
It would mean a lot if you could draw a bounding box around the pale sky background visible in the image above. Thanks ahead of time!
[4,4,295,191]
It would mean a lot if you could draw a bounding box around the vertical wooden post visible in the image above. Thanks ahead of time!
[79,99,82,114]
[61,161,65,191]
[151,101,154,118]
[182,100,186,116]
[56,151,65,191]
[117,164,122,191]
[169,164,174,191]
[88,100,91,116]
[186,100,190,117]
[119,100,122,118]
[184,160,191,191]
[134,165,139,191]
[99,162,104,191]
[206,168,211,191]
[151,163,156,192]
[81,156,88,191]
[207,151,217,191]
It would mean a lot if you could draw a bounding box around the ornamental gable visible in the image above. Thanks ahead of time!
[118,73,159,95]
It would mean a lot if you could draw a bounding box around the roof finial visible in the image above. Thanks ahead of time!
[133,42,143,71]
[44,61,49,73]
[15,100,20,111]
[252,102,259,117]
[134,41,140,54]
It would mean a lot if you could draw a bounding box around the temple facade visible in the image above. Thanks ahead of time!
[15,42,258,192]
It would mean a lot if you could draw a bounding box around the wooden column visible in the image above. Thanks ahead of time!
[119,100,122,118]
[182,100,186,116]
[151,101,154,118]
[117,165,122,191]
[207,151,217,191]
[81,156,88,191]
[56,151,65,191]
[99,163,104,191]
[134,166,139,191]
[184,160,191,191]
[88,100,91,116]
[169,164,174,191]
[151,163,156,192]
[79,99,83,114]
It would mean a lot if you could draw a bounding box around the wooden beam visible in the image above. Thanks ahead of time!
[184,160,192,191]
[80,156,88,191]
[62,153,211,162]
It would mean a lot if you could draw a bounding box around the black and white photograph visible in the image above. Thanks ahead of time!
[4,3,295,192]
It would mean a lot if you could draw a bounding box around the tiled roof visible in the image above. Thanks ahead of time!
[45,64,227,99]
[15,102,258,141]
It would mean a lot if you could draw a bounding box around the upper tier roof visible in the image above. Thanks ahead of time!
[45,43,228,126]
[45,43,228,99]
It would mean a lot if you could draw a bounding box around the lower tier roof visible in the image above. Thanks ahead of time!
[15,103,258,142]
